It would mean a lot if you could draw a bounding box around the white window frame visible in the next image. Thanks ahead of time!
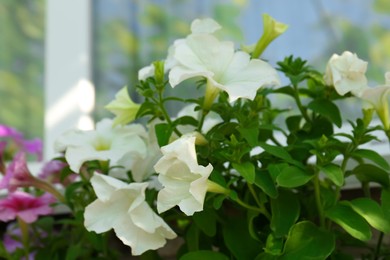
[44,0,94,160]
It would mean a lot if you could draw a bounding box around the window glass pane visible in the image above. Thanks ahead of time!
[0,0,45,139]
[92,0,390,121]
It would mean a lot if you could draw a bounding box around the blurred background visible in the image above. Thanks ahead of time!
[1,0,390,156]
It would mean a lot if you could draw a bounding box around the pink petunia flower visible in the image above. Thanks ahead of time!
[0,191,55,223]
[0,152,35,192]
[0,124,43,161]
[38,160,76,186]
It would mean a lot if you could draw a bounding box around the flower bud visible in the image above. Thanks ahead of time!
[252,13,288,58]
[105,87,141,126]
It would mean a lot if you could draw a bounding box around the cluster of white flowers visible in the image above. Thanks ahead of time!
[54,17,284,255]
[55,17,390,256]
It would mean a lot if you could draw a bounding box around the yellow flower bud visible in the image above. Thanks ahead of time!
[105,87,141,126]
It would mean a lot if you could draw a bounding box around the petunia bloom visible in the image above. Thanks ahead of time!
[38,160,76,186]
[138,18,221,81]
[154,134,213,216]
[0,124,43,161]
[0,152,35,192]
[167,19,280,108]
[324,51,368,96]
[105,87,141,127]
[54,118,147,176]
[0,191,55,223]
[358,72,390,129]
[84,173,177,255]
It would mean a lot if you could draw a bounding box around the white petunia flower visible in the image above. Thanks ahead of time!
[154,134,213,216]
[84,173,177,256]
[131,123,162,182]
[138,18,220,81]
[54,118,147,175]
[324,51,368,96]
[358,72,390,129]
[168,26,280,105]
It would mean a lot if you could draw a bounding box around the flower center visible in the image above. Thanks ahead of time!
[93,137,112,151]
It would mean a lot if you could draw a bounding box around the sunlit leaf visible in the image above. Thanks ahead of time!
[326,204,371,241]
[281,221,335,259]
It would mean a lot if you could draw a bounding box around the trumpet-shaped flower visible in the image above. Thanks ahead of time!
[130,123,162,182]
[0,152,35,192]
[38,160,76,186]
[138,18,221,81]
[84,173,176,255]
[0,191,55,223]
[252,13,289,58]
[359,72,390,129]
[54,118,147,175]
[105,87,140,126]
[324,51,368,96]
[169,21,280,105]
[0,124,42,161]
[154,134,213,216]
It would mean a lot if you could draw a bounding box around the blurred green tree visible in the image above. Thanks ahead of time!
[0,0,45,139]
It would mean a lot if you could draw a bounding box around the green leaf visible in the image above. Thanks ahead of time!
[325,204,372,241]
[173,115,198,127]
[65,245,82,260]
[186,223,199,251]
[264,233,284,256]
[254,170,278,198]
[319,164,344,186]
[213,195,226,210]
[155,123,173,147]
[307,98,342,127]
[232,162,255,184]
[281,221,335,260]
[352,149,390,171]
[285,115,302,133]
[352,164,390,188]
[381,189,390,219]
[270,190,300,237]
[268,163,289,181]
[248,210,261,241]
[193,209,217,237]
[180,251,229,260]
[346,198,390,233]
[223,216,262,260]
[259,142,303,168]
[238,125,259,147]
[276,166,313,188]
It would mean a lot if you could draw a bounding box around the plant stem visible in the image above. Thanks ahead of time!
[17,217,30,259]
[374,232,384,260]
[313,174,325,227]
[234,196,271,220]
[248,184,272,219]
[197,109,207,132]
[31,177,66,203]
[293,84,311,123]
[155,93,182,137]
